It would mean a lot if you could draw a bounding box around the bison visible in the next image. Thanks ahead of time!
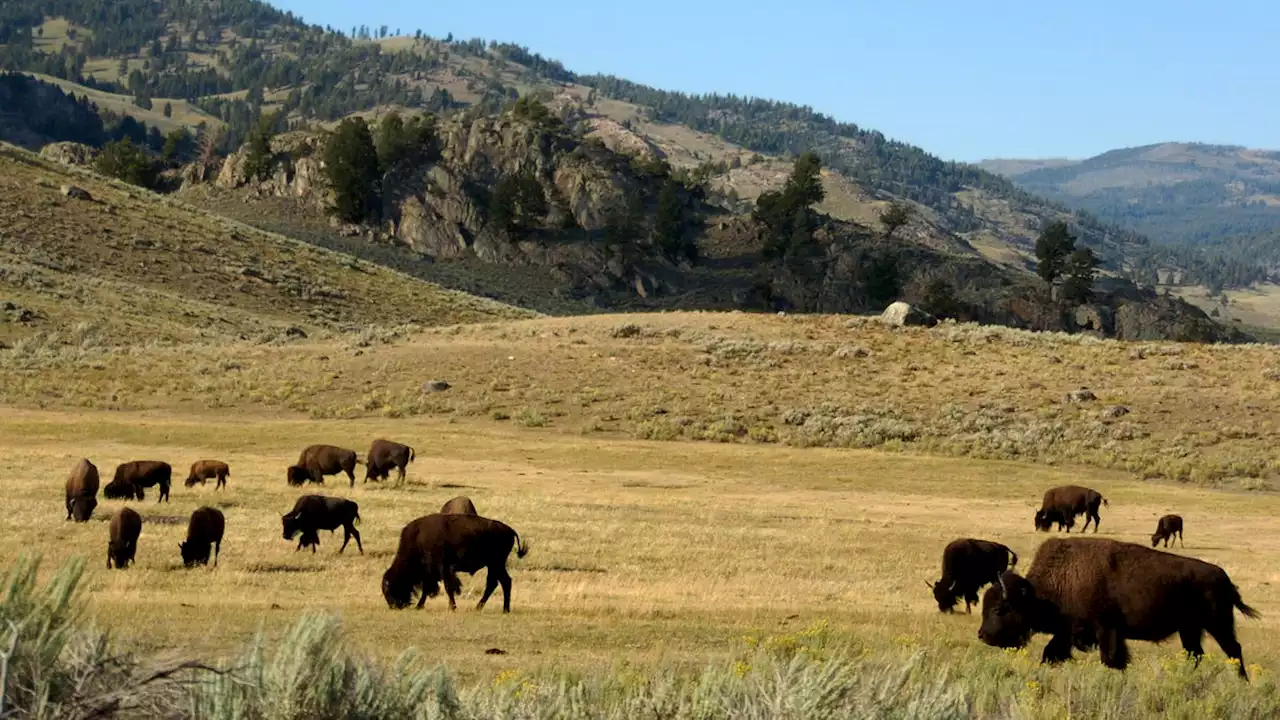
[281,495,362,554]
[65,458,100,522]
[1152,514,1184,548]
[978,537,1259,680]
[365,439,415,484]
[107,507,142,569]
[285,465,315,486]
[112,461,172,503]
[441,495,478,515]
[1034,485,1107,533]
[179,506,225,567]
[382,513,529,613]
[295,444,362,488]
[102,475,142,501]
[185,460,230,490]
[929,538,1018,613]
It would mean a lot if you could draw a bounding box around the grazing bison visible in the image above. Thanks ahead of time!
[107,507,142,569]
[180,506,225,567]
[365,439,415,484]
[440,495,478,515]
[285,465,315,486]
[382,513,529,613]
[1152,515,1184,548]
[978,537,1259,680]
[929,538,1018,613]
[296,444,362,487]
[185,460,230,490]
[64,458,100,522]
[102,474,143,501]
[281,495,362,554]
[113,461,172,503]
[1034,485,1107,533]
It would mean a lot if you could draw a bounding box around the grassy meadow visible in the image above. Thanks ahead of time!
[5,311,1280,715]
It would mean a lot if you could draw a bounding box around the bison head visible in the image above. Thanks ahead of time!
[929,580,960,612]
[108,540,132,569]
[178,540,207,567]
[286,465,311,486]
[382,566,414,609]
[1150,531,1163,547]
[281,512,301,541]
[1033,509,1053,532]
[977,571,1041,649]
[184,474,201,488]
[70,497,97,522]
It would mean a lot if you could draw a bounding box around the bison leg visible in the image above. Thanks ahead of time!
[1096,624,1130,671]
[213,540,220,567]
[1041,633,1075,665]
[1090,512,1100,533]
[340,524,362,554]
[477,570,499,610]
[346,466,356,488]
[497,566,513,613]
[1179,627,1205,666]
[396,464,406,484]
[106,547,113,570]
[1206,622,1249,679]
[1179,531,1185,548]
[348,525,363,554]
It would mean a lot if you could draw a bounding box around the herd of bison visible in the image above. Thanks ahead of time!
[62,439,1260,680]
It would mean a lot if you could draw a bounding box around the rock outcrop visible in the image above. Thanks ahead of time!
[40,142,98,167]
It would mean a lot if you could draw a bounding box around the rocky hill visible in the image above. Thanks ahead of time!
[0,142,530,347]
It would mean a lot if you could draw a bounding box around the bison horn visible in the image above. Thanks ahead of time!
[925,580,934,589]
[947,580,957,591]
[997,573,1008,597]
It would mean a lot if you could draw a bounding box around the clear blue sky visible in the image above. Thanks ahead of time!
[272,0,1278,162]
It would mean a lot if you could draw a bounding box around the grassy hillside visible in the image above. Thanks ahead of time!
[0,142,532,346]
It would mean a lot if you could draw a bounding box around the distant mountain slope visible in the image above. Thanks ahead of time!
[980,143,1280,248]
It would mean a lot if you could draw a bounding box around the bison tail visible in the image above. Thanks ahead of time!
[1102,497,1109,507]
[1235,591,1262,620]
[514,531,530,560]
[410,447,415,463]
[1009,550,1019,568]
[354,509,361,525]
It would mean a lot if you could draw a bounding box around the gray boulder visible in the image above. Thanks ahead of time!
[878,302,935,328]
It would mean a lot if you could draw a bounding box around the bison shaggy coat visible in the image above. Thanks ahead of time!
[1152,515,1185,548]
[930,538,1018,613]
[440,495,478,515]
[296,444,362,488]
[65,458,100,522]
[185,460,230,490]
[1034,485,1107,533]
[281,495,362,554]
[180,506,225,567]
[978,537,1259,679]
[365,439,415,484]
[382,513,529,613]
[112,461,172,503]
[107,507,142,569]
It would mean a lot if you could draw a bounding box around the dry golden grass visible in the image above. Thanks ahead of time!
[0,144,532,345]
[4,400,1279,687]
[23,73,220,133]
[1176,284,1280,333]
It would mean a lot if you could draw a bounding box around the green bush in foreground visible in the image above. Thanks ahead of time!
[2,556,1279,718]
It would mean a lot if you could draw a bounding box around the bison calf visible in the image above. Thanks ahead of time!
[113,461,172,503]
[65,458,100,522]
[441,495,478,515]
[930,538,1018,613]
[365,439,415,484]
[382,513,529,613]
[978,537,1259,680]
[185,460,230,490]
[296,444,362,487]
[107,507,142,569]
[281,495,362,554]
[1034,485,1107,533]
[1152,514,1184,548]
[180,506,225,567]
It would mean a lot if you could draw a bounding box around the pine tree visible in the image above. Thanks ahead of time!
[879,201,912,240]
[323,118,382,224]
[162,101,172,118]
[1035,221,1077,284]
[242,112,277,182]
[1061,247,1100,304]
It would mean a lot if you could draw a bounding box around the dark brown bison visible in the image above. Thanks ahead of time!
[929,538,1018,613]
[285,465,315,486]
[102,474,142,501]
[296,444,362,488]
[185,460,230,490]
[107,507,142,569]
[978,537,1259,680]
[365,439,415,484]
[441,495,478,515]
[180,506,225,567]
[1152,514,1184,548]
[112,461,172,503]
[281,495,362,554]
[1034,485,1107,533]
[64,458,100,522]
[382,513,529,613]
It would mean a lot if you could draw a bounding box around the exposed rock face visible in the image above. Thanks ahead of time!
[213,131,328,204]
[40,142,98,167]
[1113,295,1241,343]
